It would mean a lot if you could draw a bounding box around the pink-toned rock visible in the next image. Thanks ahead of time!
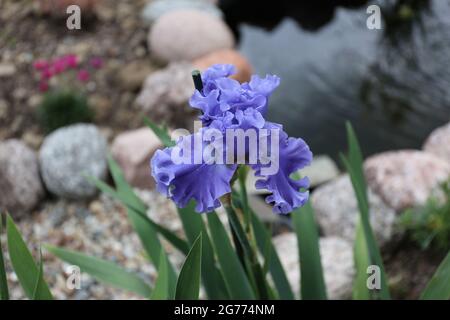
[193,49,253,83]
[0,140,45,218]
[136,62,198,129]
[423,122,450,163]
[111,128,163,189]
[148,9,234,62]
[364,150,450,211]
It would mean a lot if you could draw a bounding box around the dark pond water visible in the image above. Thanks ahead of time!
[224,0,450,158]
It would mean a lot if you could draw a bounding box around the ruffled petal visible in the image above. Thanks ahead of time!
[151,133,237,213]
[252,124,313,214]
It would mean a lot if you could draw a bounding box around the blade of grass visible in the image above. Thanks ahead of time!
[175,233,203,300]
[292,201,327,300]
[32,249,52,300]
[341,122,390,299]
[107,154,148,213]
[126,207,177,296]
[178,202,229,299]
[151,251,170,300]
[87,175,189,255]
[207,212,255,299]
[352,223,372,300]
[143,117,175,147]
[420,251,450,299]
[45,245,152,298]
[251,211,294,300]
[6,215,53,300]
[225,203,271,299]
[0,215,9,300]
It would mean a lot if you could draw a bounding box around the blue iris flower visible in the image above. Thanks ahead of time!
[151,64,312,214]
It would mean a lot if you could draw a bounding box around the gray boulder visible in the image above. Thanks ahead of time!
[39,124,107,199]
[0,139,45,217]
[273,233,354,299]
[311,174,396,246]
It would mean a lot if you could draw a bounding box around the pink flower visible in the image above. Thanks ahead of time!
[90,57,103,69]
[39,81,49,92]
[65,54,78,68]
[52,59,67,74]
[77,69,90,82]
[41,68,54,80]
[33,60,49,71]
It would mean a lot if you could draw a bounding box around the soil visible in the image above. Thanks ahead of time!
[0,0,158,146]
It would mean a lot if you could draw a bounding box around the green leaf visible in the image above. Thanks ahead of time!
[143,117,175,147]
[292,202,327,300]
[251,211,294,300]
[341,122,390,300]
[207,213,255,299]
[225,202,271,299]
[0,215,9,300]
[175,233,203,300]
[45,245,152,298]
[107,155,147,213]
[32,249,52,300]
[6,215,53,300]
[87,175,189,255]
[178,202,229,299]
[151,251,170,300]
[126,207,177,297]
[421,251,450,300]
[352,222,372,300]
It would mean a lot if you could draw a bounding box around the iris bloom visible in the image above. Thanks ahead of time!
[151,64,312,214]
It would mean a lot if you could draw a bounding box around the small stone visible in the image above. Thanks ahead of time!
[364,150,450,211]
[142,0,223,25]
[193,49,253,83]
[111,127,163,189]
[149,9,234,62]
[423,122,450,163]
[299,155,340,187]
[0,140,45,217]
[39,124,107,199]
[136,62,198,128]
[116,60,156,92]
[273,233,354,299]
[0,63,16,77]
[311,174,396,246]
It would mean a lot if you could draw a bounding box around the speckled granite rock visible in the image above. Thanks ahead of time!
[423,122,450,163]
[311,174,396,246]
[136,62,198,128]
[39,124,107,199]
[148,9,234,62]
[364,150,450,211]
[273,233,354,299]
[0,139,45,217]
